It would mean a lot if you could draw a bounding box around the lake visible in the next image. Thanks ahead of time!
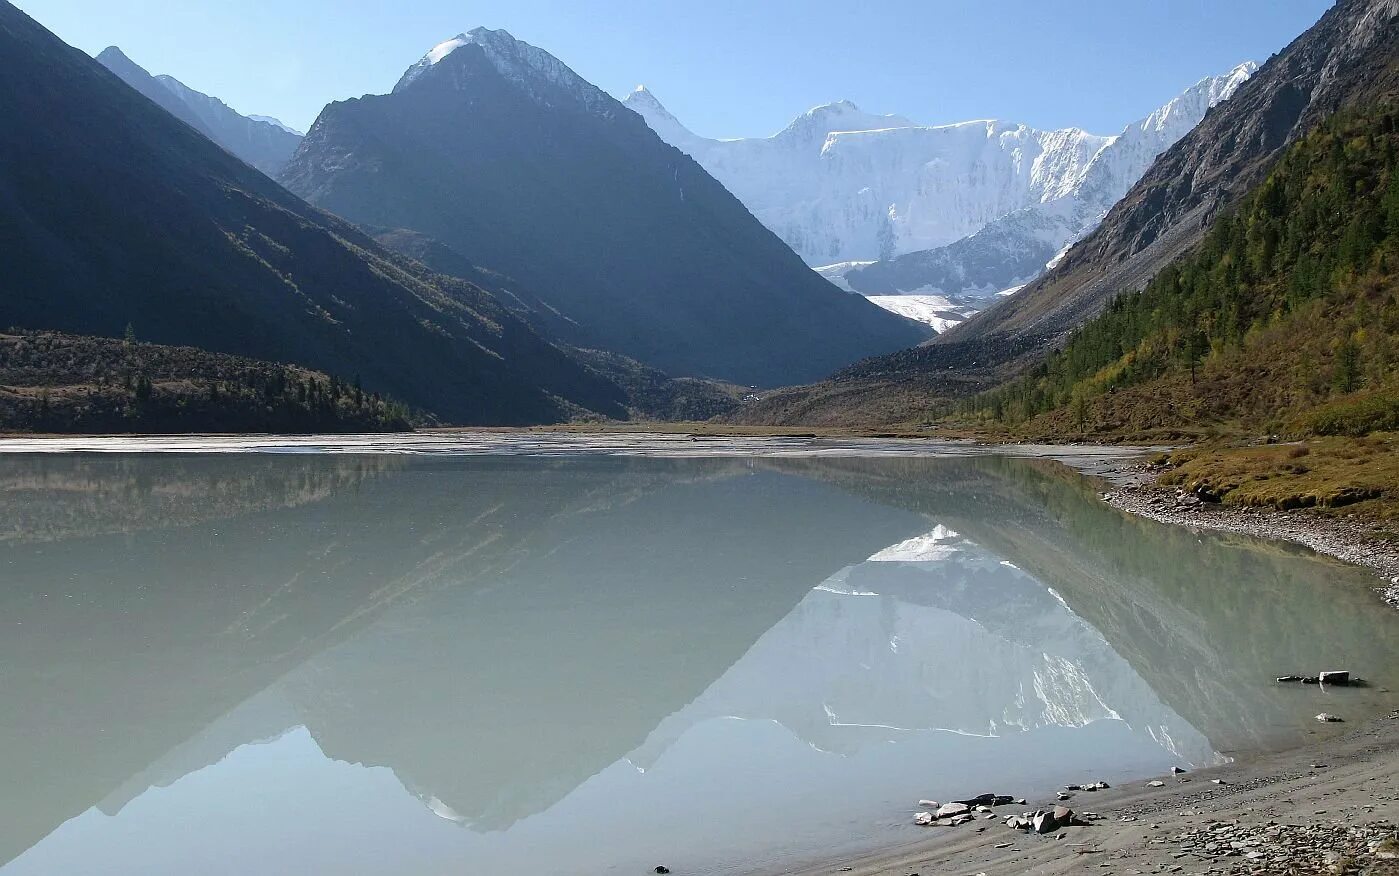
[0,442,1395,875]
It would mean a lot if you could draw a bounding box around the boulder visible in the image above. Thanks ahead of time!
[953,793,998,807]
[949,813,974,826]
[1315,713,1343,723]
[914,811,935,826]
[917,800,939,808]
[1318,670,1350,686]
[936,802,970,818]
[1147,780,1166,788]
[1032,810,1060,834]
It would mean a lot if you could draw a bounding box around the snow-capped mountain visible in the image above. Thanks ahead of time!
[280,28,925,387]
[626,62,1256,330]
[96,47,303,177]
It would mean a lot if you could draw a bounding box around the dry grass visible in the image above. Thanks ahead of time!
[1158,433,1399,519]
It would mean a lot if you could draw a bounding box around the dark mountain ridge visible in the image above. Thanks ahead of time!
[280,28,928,387]
[95,46,302,177]
[0,3,631,425]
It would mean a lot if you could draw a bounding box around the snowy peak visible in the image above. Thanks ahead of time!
[775,99,915,142]
[632,61,1255,270]
[1132,61,1258,138]
[624,85,678,124]
[623,85,698,144]
[393,27,612,114]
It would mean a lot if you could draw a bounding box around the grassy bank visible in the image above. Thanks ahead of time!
[1152,433,1399,521]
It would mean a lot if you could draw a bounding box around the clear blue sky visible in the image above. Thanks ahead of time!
[13,0,1332,138]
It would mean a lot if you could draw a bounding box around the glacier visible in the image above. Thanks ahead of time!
[626,62,1256,331]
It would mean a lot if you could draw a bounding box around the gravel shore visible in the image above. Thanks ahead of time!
[1083,456,1399,608]
[780,710,1399,876]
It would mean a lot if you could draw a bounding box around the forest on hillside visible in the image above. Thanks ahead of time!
[0,331,414,433]
[956,108,1399,439]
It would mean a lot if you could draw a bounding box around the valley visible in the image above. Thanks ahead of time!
[1,0,1397,873]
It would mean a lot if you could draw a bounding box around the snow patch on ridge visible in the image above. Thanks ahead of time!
[394,27,613,114]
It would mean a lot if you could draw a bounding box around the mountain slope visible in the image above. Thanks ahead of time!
[958,107,1399,442]
[279,28,927,387]
[0,3,627,425]
[0,330,412,433]
[95,46,302,176]
[868,0,1399,380]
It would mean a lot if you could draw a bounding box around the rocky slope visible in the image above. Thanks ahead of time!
[0,3,630,425]
[280,28,927,387]
[95,46,302,176]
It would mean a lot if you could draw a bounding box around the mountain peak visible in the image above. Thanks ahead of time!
[1132,60,1257,137]
[623,85,677,119]
[94,45,145,77]
[95,45,130,62]
[623,84,696,143]
[775,99,913,141]
[392,27,609,115]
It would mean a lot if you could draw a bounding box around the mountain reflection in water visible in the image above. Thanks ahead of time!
[1,454,1394,876]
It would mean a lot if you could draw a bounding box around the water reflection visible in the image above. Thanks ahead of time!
[0,454,1394,875]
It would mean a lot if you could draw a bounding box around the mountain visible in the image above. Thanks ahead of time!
[624,88,1101,266]
[627,65,1255,331]
[95,46,302,176]
[279,28,927,387]
[957,106,1399,442]
[878,0,1399,379]
[0,3,629,425]
[731,0,1399,426]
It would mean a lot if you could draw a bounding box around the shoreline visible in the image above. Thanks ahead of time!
[778,709,1399,876]
[1081,455,1399,609]
[779,450,1399,876]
